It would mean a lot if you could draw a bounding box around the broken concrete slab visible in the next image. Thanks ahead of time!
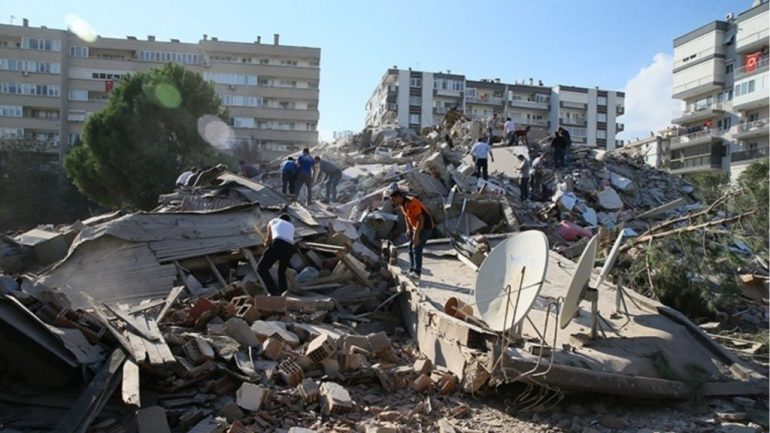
[320,381,353,415]
[236,383,269,412]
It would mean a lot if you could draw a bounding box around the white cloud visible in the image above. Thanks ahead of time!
[621,53,681,141]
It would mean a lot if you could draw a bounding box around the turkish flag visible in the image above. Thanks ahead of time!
[745,52,761,72]
[105,80,113,92]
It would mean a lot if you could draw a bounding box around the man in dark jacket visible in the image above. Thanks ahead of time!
[551,130,568,168]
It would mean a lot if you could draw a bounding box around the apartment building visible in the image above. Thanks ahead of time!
[670,0,768,179]
[365,68,625,150]
[0,20,320,162]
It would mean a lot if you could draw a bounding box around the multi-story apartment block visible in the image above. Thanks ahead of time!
[670,0,768,178]
[365,68,625,150]
[0,20,320,162]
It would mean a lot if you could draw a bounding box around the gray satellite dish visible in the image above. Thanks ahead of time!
[560,231,627,338]
[474,231,549,332]
[560,235,598,329]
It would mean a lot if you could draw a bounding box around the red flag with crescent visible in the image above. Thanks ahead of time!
[745,52,761,72]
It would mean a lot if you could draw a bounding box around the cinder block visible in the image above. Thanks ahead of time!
[253,295,287,313]
[319,381,353,415]
[306,333,335,364]
[279,359,304,387]
[236,383,269,412]
[261,336,285,360]
[189,298,217,321]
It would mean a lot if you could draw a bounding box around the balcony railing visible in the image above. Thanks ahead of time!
[508,99,549,110]
[466,96,503,105]
[560,101,586,110]
[673,76,723,96]
[560,117,586,127]
[734,118,770,139]
[616,123,624,131]
[616,105,625,115]
[734,57,770,80]
[731,146,769,163]
[669,155,722,173]
[736,27,770,49]
[518,119,549,127]
[670,128,722,150]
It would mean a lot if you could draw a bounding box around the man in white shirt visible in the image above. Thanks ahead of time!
[504,117,516,146]
[257,214,295,296]
[470,137,495,180]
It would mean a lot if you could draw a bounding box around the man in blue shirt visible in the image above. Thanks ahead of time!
[280,156,298,196]
[295,148,316,205]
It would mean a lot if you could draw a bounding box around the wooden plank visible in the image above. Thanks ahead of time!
[125,331,148,364]
[128,299,166,314]
[104,304,160,342]
[133,317,165,366]
[205,255,228,287]
[85,295,144,362]
[241,248,261,276]
[146,317,176,364]
[52,349,127,433]
[338,253,376,290]
[122,358,141,407]
[156,285,186,323]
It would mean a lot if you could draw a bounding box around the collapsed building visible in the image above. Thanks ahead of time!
[0,123,767,433]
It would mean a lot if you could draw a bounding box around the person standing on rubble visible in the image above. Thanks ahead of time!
[390,190,434,281]
[514,126,531,147]
[529,153,546,200]
[295,148,316,205]
[517,154,531,200]
[257,213,295,296]
[504,117,516,146]
[314,156,343,203]
[280,156,298,197]
[486,113,499,144]
[470,136,495,181]
[558,127,572,165]
[551,130,568,168]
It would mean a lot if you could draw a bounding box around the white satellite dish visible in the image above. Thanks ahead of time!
[559,235,598,329]
[474,230,549,332]
[560,231,627,338]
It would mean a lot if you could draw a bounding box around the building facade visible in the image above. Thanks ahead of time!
[670,0,768,178]
[365,68,625,150]
[0,20,320,162]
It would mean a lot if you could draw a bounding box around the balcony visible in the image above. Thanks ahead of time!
[734,118,770,140]
[736,27,769,53]
[616,105,625,115]
[731,146,769,163]
[508,99,549,110]
[734,57,769,81]
[560,117,587,127]
[672,102,727,125]
[672,63,725,100]
[670,128,722,150]
[434,106,449,115]
[466,96,503,105]
[518,118,549,127]
[669,155,722,174]
[560,101,587,110]
[616,123,624,132]
[733,71,770,110]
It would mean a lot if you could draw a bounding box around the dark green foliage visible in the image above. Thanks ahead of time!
[0,142,99,231]
[684,171,729,204]
[64,63,229,210]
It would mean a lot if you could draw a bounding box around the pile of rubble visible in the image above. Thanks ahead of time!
[0,122,766,432]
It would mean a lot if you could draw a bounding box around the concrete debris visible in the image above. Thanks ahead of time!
[0,124,766,433]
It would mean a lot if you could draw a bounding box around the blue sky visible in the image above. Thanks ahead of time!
[1,0,752,141]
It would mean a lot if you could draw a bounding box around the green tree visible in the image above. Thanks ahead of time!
[64,63,229,210]
[734,160,769,253]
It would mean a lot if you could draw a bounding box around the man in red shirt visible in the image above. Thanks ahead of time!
[390,190,434,281]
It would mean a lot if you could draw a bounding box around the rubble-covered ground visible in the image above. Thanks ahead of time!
[0,122,766,433]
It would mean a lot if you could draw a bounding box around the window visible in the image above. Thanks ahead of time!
[0,59,60,74]
[230,117,256,128]
[726,64,734,74]
[451,80,464,91]
[91,72,123,80]
[749,113,759,122]
[409,95,422,106]
[278,122,295,130]
[597,130,607,139]
[69,133,81,145]
[21,37,61,51]
[723,117,731,130]
[137,50,200,65]
[0,127,24,138]
[260,58,270,64]
[597,113,607,122]
[203,72,258,86]
[409,78,422,88]
[280,59,298,66]
[221,95,263,107]
[1,82,60,97]
[70,46,89,58]
[278,101,296,109]
[409,113,421,124]
[69,89,88,101]
[466,88,477,97]
[597,96,607,105]
[67,110,87,122]
[0,105,22,117]
[305,123,316,131]
[735,80,756,97]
